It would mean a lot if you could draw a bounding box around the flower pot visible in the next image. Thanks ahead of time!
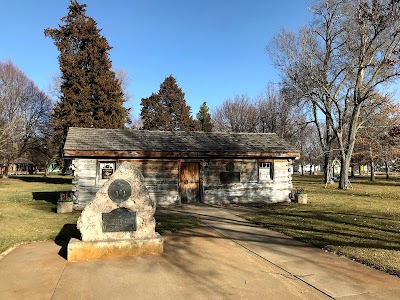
[295,193,307,204]
[57,201,73,213]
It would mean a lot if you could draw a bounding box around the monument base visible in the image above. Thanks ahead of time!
[67,233,164,261]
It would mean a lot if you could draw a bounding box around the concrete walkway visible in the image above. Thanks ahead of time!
[169,205,400,300]
[0,205,399,300]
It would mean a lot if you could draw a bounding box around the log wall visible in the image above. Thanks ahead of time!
[73,159,180,209]
[72,158,293,209]
[72,159,99,210]
[202,159,292,204]
[119,160,180,206]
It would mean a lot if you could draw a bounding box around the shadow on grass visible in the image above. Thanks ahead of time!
[55,224,81,260]
[349,180,400,188]
[155,209,201,234]
[9,175,73,184]
[245,207,400,251]
[32,191,71,205]
[293,174,400,188]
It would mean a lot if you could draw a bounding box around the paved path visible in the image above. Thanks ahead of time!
[168,204,400,300]
[0,204,399,299]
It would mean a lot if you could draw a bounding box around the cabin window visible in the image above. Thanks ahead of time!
[99,161,116,180]
[259,162,273,181]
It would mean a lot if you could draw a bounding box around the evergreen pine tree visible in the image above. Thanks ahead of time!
[140,75,199,131]
[140,93,171,131]
[45,0,128,159]
[196,102,213,132]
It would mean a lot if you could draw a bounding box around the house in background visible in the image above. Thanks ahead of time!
[293,163,323,175]
[47,163,61,174]
[1,158,35,175]
[64,127,300,210]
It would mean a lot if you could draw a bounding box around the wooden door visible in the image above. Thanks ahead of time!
[180,163,200,203]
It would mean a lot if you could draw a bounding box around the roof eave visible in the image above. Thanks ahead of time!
[64,150,300,159]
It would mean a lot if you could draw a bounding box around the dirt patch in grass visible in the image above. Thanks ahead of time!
[243,175,400,276]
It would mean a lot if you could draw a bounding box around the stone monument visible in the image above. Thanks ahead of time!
[68,162,163,261]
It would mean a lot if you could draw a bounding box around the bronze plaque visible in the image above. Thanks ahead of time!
[102,208,136,232]
[102,168,114,179]
[220,172,240,184]
[225,162,235,172]
[108,179,132,203]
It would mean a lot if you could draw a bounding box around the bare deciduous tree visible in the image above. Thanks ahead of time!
[0,60,53,176]
[295,121,324,175]
[257,83,303,143]
[268,0,400,189]
[354,97,400,180]
[114,68,132,103]
[212,94,258,133]
[212,84,307,145]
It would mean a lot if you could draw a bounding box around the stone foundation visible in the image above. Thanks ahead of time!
[295,194,308,204]
[68,233,163,261]
[57,201,73,213]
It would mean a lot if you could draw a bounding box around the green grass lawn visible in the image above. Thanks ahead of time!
[0,175,199,255]
[0,175,79,254]
[2,174,399,277]
[243,174,400,276]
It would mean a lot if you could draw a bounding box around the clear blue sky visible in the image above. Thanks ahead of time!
[1,0,313,117]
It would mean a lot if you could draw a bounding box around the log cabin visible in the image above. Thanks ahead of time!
[64,127,300,210]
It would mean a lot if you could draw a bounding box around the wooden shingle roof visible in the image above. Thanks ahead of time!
[13,158,34,165]
[64,127,300,158]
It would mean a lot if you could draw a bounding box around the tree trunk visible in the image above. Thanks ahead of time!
[324,151,335,183]
[338,103,361,189]
[323,160,328,182]
[385,161,390,180]
[368,145,376,181]
[369,160,375,181]
[339,155,351,189]
[351,164,355,177]
[3,162,9,178]
[323,153,332,183]
[44,159,51,177]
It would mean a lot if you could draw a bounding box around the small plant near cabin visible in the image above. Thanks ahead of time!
[59,192,73,202]
[294,187,306,194]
